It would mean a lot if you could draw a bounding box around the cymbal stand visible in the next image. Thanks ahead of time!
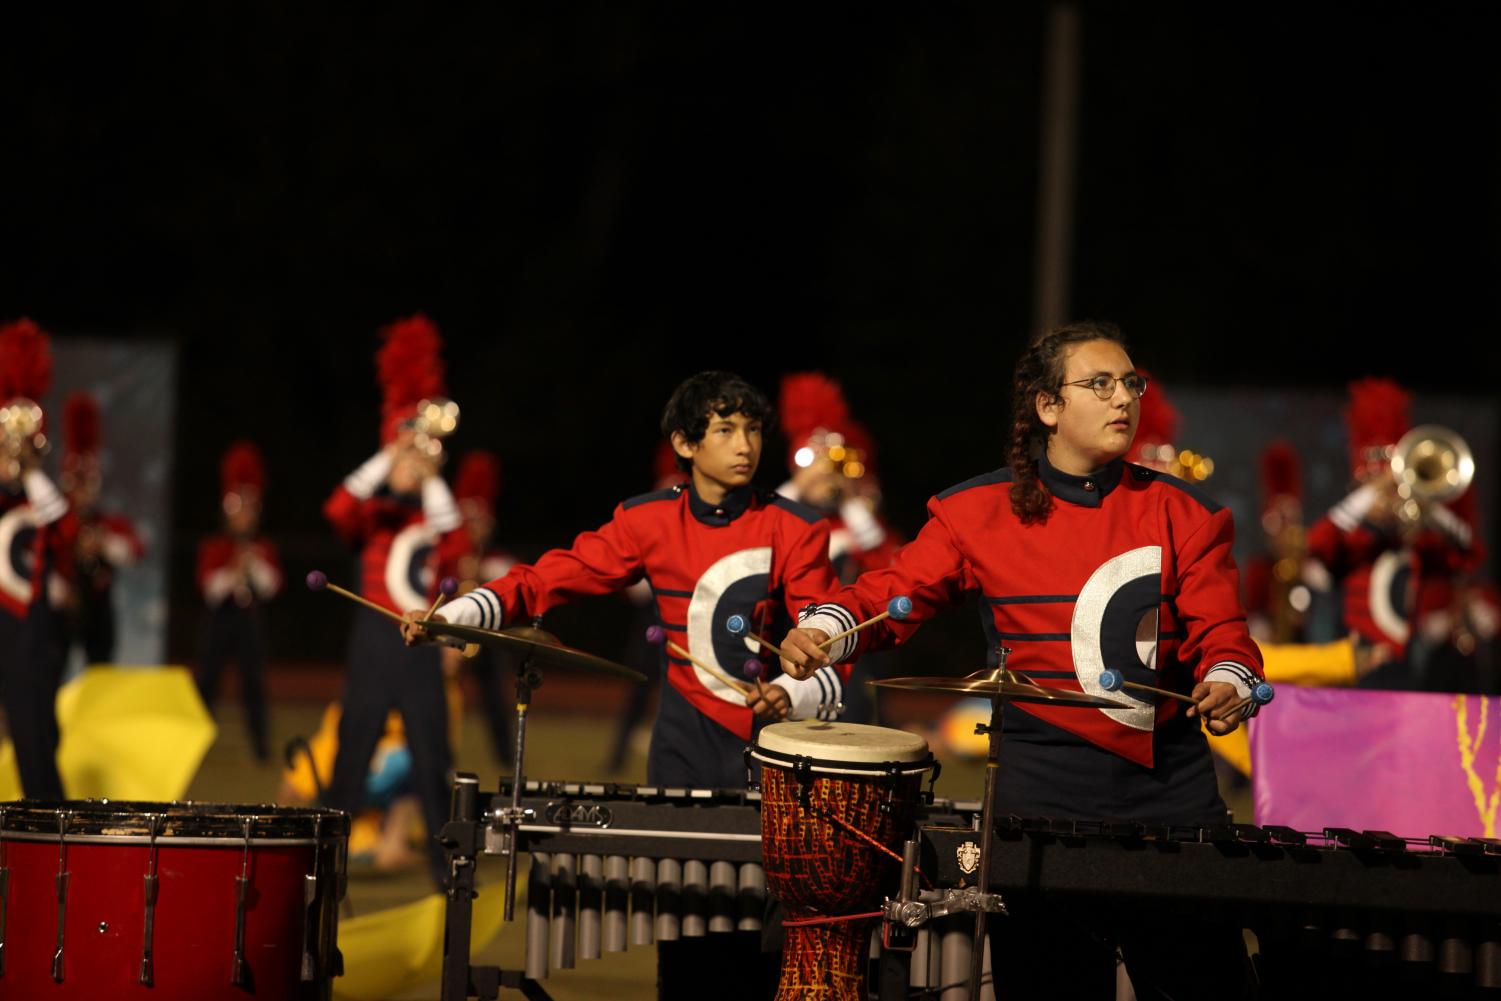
[882,646,1013,1001]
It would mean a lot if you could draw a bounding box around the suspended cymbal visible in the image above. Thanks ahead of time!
[419,619,646,683]
[873,669,1129,709]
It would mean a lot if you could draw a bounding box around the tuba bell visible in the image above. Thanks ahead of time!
[1389,424,1474,525]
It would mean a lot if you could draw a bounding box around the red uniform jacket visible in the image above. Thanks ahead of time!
[447,483,846,740]
[1306,484,1483,652]
[804,459,1264,768]
[0,476,70,620]
[324,485,462,615]
[198,534,282,608]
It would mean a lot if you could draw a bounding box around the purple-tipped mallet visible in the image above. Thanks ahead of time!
[743,658,765,681]
[645,624,667,645]
[439,575,459,598]
[306,570,328,591]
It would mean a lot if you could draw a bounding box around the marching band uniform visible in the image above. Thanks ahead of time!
[59,393,144,666]
[442,481,846,789]
[1306,378,1482,685]
[0,319,68,799]
[196,442,280,761]
[799,452,1265,998]
[803,457,1265,806]
[323,314,463,888]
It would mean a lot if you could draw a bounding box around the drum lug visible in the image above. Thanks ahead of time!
[52,811,71,983]
[0,805,8,978]
[231,816,255,987]
[300,815,321,982]
[140,813,161,986]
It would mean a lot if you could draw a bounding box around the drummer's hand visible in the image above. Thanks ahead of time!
[746,681,790,721]
[401,610,443,646]
[1187,680,1242,735]
[778,627,830,681]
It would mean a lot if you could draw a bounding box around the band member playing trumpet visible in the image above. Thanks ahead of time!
[324,314,465,890]
[778,322,1265,998]
[196,440,280,761]
[1305,377,1482,688]
[0,318,69,799]
[775,372,903,724]
[409,371,844,1001]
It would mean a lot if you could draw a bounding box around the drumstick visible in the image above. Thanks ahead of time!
[816,595,913,652]
[305,570,404,624]
[724,615,788,659]
[645,626,752,696]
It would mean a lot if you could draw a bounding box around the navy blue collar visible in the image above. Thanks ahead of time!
[1039,454,1123,508]
[687,482,755,526]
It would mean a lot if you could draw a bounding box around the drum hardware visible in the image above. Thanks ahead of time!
[52,810,70,983]
[299,814,321,982]
[231,815,256,987]
[0,806,8,977]
[140,812,160,985]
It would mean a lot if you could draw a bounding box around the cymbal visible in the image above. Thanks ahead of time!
[418,619,647,683]
[873,669,1130,709]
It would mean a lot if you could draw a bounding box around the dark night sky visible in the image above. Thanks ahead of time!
[1,4,1497,660]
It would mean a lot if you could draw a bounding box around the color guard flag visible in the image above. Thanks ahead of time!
[1250,686,1501,838]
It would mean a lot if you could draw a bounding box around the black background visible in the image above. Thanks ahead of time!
[1,4,1496,663]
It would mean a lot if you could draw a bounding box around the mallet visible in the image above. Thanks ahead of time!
[645,625,752,697]
[816,595,913,652]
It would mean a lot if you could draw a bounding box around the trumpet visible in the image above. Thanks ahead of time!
[403,397,460,458]
[0,397,48,480]
[1388,424,1474,527]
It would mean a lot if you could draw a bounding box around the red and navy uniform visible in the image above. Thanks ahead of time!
[1307,484,1483,658]
[444,482,846,788]
[323,461,463,888]
[802,456,1264,999]
[195,533,281,759]
[0,472,70,799]
[66,510,144,664]
[803,455,1263,795]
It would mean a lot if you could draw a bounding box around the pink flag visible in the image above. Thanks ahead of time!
[1250,686,1501,839]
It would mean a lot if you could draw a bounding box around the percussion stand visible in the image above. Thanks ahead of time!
[439,642,553,1001]
[883,648,1013,1001]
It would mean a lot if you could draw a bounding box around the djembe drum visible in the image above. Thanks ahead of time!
[751,720,933,1001]
[0,801,348,1000]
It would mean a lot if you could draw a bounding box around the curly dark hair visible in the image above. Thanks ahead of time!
[1007,320,1128,524]
[660,371,775,472]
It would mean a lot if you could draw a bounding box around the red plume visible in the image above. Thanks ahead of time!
[653,440,684,488]
[376,314,446,443]
[64,392,101,461]
[1126,367,1178,463]
[221,441,267,497]
[1259,440,1301,512]
[454,450,501,509]
[779,372,850,467]
[1344,377,1410,474]
[0,318,53,403]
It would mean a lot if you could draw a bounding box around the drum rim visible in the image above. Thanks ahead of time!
[749,745,934,777]
[0,800,350,839]
[754,720,932,766]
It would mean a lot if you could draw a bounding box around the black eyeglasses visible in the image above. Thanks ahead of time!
[1060,373,1149,401]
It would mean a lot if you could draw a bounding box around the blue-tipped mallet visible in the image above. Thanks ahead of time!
[815,595,913,652]
[725,614,789,659]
